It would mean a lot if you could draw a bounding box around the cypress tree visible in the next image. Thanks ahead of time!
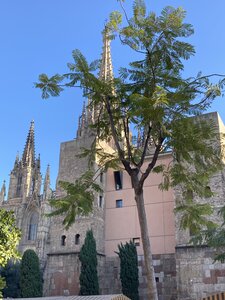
[20,249,42,297]
[79,229,99,295]
[117,241,139,300]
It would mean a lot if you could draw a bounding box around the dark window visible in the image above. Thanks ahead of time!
[133,237,140,246]
[16,175,22,197]
[61,235,66,246]
[116,199,123,208]
[114,171,123,190]
[28,212,38,241]
[100,172,103,183]
[75,234,80,245]
[155,277,159,283]
[205,186,212,198]
[99,195,103,208]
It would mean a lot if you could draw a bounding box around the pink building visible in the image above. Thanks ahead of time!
[105,152,175,257]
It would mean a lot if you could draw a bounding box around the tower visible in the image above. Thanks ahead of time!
[44,28,115,297]
[8,121,42,201]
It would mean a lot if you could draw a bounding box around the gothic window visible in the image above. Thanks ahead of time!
[28,212,38,241]
[30,177,35,194]
[16,175,22,197]
[61,235,66,246]
[114,171,123,190]
[75,234,80,245]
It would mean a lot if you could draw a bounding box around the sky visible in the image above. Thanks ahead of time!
[0,0,224,193]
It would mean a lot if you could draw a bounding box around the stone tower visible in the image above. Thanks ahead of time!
[43,28,114,296]
[1,121,51,265]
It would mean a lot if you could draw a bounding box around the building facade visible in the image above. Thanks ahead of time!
[1,31,225,300]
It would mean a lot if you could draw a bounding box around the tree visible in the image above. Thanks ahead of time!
[117,241,139,300]
[0,208,21,297]
[36,1,224,298]
[20,249,42,297]
[79,230,99,295]
[1,261,21,298]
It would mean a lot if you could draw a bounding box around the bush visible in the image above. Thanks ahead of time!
[1,261,21,298]
[117,241,139,300]
[79,230,99,295]
[20,249,42,297]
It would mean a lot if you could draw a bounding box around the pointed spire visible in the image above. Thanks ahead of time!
[43,164,51,200]
[99,27,114,82]
[22,120,35,167]
[81,100,86,129]
[0,181,6,203]
[76,100,87,138]
[13,152,20,168]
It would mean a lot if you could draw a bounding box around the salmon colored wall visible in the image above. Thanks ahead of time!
[104,153,175,257]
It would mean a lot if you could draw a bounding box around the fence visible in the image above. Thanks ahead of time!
[202,292,225,300]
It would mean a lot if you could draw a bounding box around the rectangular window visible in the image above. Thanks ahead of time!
[114,171,123,190]
[133,237,140,246]
[99,195,103,208]
[116,199,123,208]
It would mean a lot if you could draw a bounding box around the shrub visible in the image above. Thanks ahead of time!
[117,241,139,300]
[20,249,42,297]
[79,230,99,295]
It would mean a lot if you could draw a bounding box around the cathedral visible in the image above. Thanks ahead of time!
[1,31,225,300]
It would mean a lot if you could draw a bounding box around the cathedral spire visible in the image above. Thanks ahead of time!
[43,164,51,200]
[0,181,6,203]
[99,27,114,82]
[22,120,35,167]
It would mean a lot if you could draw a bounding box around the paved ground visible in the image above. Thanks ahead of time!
[9,295,128,300]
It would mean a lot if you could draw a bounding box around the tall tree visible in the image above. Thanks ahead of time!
[20,249,42,297]
[79,230,99,295]
[0,209,21,297]
[117,241,139,300]
[36,1,224,298]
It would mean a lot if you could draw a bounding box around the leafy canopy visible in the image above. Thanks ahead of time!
[36,1,224,234]
[47,171,102,229]
[0,209,21,267]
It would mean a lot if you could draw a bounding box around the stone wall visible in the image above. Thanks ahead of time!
[100,254,177,300]
[176,245,225,300]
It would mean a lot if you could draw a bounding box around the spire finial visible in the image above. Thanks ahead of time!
[99,27,114,82]
[22,120,35,167]
[0,180,6,202]
[43,164,51,200]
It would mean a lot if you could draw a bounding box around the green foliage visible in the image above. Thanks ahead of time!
[1,261,21,298]
[36,1,225,296]
[0,209,21,267]
[117,241,139,300]
[79,230,99,295]
[20,249,42,297]
[47,170,102,229]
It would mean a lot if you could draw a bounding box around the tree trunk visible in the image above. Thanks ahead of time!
[135,189,158,300]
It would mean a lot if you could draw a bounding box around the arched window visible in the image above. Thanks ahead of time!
[28,212,39,241]
[61,235,66,246]
[16,175,23,197]
[75,234,80,245]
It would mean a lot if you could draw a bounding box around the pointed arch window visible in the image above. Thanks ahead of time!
[61,235,66,246]
[16,175,23,197]
[28,212,39,240]
[75,234,80,245]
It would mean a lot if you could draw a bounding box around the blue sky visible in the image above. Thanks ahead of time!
[0,1,224,192]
